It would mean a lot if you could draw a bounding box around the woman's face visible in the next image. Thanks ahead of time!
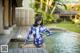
[37,20,41,25]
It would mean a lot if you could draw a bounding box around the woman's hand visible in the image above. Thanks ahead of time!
[47,32,53,36]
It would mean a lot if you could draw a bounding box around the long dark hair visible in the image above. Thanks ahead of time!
[33,13,43,27]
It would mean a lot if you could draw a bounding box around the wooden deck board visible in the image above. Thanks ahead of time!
[18,48,24,53]
[20,43,46,48]
[31,48,38,53]
[37,48,42,53]
[13,48,18,53]
[8,48,14,53]
[8,48,48,53]
[23,48,28,53]
[42,48,48,53]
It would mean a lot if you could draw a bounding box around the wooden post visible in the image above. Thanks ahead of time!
[3,0,9,29]
[0,0,4,34]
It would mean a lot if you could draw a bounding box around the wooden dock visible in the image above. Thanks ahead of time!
[0,27,48,53]
[8,41,48,53]
[8,48,48,53]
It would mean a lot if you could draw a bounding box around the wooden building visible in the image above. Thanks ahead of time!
[0,0,22,34]
[53,7,79,22]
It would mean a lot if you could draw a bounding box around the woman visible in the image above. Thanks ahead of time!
[25,13,52,47]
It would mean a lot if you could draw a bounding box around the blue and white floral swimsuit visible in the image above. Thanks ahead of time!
[26,25,51,47]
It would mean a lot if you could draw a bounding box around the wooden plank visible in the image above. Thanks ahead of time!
[18,48,24,53]
[8,49,14,53]
[31,48,38,53]
[8,48,48,53]
[37,48,42,53]
[27,48,33,53]
[23,48,28,53]
[13,48,18,53]
[42,48,48,53]
[21,44,36,48]
[20,43,46,48]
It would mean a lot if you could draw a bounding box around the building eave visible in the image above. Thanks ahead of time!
[14,0,23,7]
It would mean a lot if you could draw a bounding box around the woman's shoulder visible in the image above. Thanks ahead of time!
[31,25,36,29]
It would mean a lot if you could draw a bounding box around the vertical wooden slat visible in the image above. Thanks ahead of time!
[43,48,48,53]
[13,48,18,53]
[18,48,24,53]
[8,48,48,53]
[23,48,28,53]
[8,49,14,53]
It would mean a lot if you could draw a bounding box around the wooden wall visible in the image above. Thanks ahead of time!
[0,0,4,34]
[16,8,35,26]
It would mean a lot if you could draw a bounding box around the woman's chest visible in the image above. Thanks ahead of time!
[32,27,45,34]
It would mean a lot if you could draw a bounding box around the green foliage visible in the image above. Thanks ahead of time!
[42,13,54,24]
[34,9,53,24]
[30,0,67,24]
